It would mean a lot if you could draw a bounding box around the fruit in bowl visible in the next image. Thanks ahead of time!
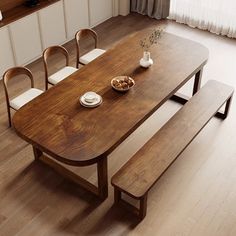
[111,76,135,92]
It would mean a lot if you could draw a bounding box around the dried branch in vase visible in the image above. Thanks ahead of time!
[140,28,164,51]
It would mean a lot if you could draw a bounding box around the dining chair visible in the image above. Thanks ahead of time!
[43,45,78,90]
[75,29,106,68]
[3,66,44,127]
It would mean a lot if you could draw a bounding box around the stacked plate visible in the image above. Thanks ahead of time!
[80,91,102,108]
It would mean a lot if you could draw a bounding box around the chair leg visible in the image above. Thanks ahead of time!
[76,57,79,69]
[7,106,11,127]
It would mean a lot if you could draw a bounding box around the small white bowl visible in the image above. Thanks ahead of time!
[83,91,98,103]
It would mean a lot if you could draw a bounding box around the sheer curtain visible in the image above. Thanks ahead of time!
[169,0,236,38]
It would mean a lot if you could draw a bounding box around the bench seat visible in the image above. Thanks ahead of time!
[111,80,233,219]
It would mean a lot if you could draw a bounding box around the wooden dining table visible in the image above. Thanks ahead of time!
[13,29,209,200]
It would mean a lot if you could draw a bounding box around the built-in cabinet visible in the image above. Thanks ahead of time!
[64,0,89,39]
[0,26,15,77]
[119,0,130,16]
[9,13,42,65]
[38,1,66,49]
[0,0,129,78]
[89,0,113,26]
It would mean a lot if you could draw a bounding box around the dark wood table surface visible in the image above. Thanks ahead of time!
[13,29,209,199]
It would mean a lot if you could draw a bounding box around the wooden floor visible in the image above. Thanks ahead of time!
[1,13,236,236]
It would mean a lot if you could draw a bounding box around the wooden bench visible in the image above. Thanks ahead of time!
[111,80,234,220]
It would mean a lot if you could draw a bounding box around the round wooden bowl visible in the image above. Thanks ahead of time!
[111,76,135,92]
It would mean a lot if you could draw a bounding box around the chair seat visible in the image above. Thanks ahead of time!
[80,48,106,65]
[10,88,43,110]
[48,66,78,85]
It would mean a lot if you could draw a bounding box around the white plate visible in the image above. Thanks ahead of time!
[80,94,102,108]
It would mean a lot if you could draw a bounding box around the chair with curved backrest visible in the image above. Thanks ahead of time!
[43,45,78,90]
[3,66,44,127]
[75,28,106,68]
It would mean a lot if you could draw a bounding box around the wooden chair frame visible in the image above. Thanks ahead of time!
[75,28,98,68]
[3,66,34,127]
[43,45,70,90]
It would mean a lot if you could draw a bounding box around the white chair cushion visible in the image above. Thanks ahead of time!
[80,48,106,65]
[10,88,43,110]
[48,66,78,85]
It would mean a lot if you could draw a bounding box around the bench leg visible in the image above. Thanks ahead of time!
[222,95,233,119]
[139,194,148,220]
[113,187,148,220]
[215,95,233,119]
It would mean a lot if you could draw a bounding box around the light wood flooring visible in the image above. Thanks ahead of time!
[0,13,236,236]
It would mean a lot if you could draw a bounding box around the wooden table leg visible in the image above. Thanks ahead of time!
[32,147,109,200]
[38,154,108,199]
[192,69,203,95]
[33,146,43,160]
[114,188,121,204]
[97,157,108,200]
[224,96,233,118]
[171,68,203,104]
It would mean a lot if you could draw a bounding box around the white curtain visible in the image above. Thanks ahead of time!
[169,0,236,38]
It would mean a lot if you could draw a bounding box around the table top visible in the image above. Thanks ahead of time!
[13,29,209,166]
